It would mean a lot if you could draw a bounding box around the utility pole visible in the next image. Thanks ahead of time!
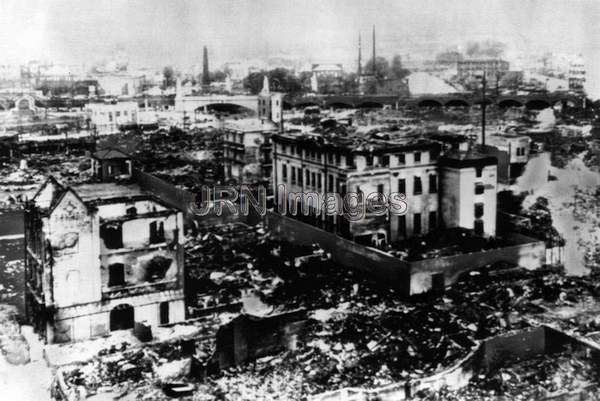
[481,72,487,147]
[495,73,500,97]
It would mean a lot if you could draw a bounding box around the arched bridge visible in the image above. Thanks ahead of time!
[175,94,260,114]
[285,93,584,110]
[408,93,583,110]
[173,92,585,114]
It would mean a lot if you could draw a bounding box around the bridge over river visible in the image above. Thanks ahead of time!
[175,92,584,114]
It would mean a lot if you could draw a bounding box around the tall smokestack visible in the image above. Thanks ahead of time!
[372,25,376,75]
[481,72,487,147]
[358,32,362,76]
[202,46,210,86]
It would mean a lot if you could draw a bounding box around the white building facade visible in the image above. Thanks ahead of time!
[24,178,185,343]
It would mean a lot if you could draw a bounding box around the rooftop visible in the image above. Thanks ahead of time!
[92,148,131,160]
[273,129,440,155]
[440,148,498,167]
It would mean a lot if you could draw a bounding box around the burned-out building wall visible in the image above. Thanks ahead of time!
[25,178,186,344]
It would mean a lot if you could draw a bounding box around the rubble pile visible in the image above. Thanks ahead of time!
[128,129,224,190]
[0,152,91,207]
[0,304,29,365]
[52,219,600,400]
[60,320,223,400]
[184,224,600,396]
[268,266,540,390]
[427,350,600,400]
[200,355,315,401]
[184,223,277,314]
[564,187,600,275]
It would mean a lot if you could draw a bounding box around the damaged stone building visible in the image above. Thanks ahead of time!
[272,131,498,245]
[24,159,186,343]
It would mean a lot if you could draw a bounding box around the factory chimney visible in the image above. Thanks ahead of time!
[372,25,376,75]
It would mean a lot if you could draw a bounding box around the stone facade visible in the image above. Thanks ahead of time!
[24,177,185,343]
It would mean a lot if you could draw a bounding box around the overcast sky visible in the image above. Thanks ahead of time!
[2,0,600,95]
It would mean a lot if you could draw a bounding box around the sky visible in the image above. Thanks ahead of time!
[2,0,600,96]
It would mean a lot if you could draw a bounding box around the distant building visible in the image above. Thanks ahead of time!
[24,155,186,343]
[457,59,509,79]
[271,131,498,245]
[91,148,133,180]
[568,56,585,93]
[93,73,144,97]
[223,119,278,183]
[483,134,531,182]
[311,64,344,78]
[222,77,283,184]
[86,101,139,134]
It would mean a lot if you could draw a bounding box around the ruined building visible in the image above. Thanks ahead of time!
[24,152,185,343]
[272,131,498,245]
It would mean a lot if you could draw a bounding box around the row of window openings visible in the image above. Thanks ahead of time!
[281,171,486,198]
[282,150,425,168]
[101,221,166,250]
[366,151,425,167]
[107,261,169,288]
[282,166,340,192]
[395,175,438,195]
[228,133,244,143]
[105,111,136,122]
[286,146,348,166]
[282,170,440,197]
[397,211,438,236]
[259,99,279,106]
[397,206,482,236]
[109,302,170,330]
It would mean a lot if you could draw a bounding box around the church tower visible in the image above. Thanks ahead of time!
[257,76,283,129]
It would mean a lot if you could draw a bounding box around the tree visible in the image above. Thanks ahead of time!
[298,71,313,91]
[390,55,410,80]
[341,73,359,94]
[499,71,523,90]
[243,72,265,94]
[209,70,227,82]
[269,68,302,93]
[242,68,302,94]
[162,66,176,89]
[363,57,389,81]
[316,75,341,94]
[465,40,506,59]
